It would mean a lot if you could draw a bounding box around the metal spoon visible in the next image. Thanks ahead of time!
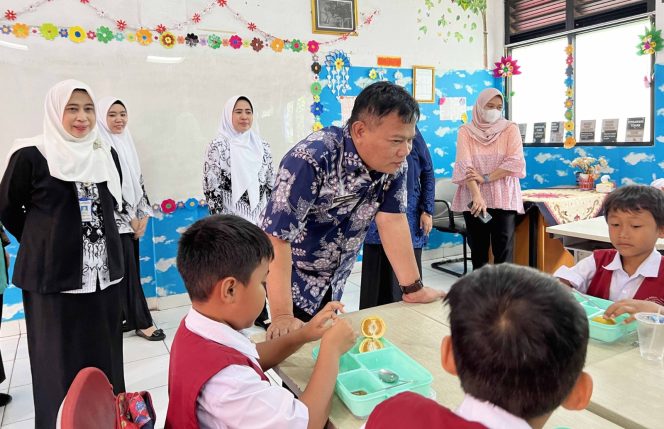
[376,369,400,384]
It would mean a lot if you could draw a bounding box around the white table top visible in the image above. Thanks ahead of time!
[546,216,664,250]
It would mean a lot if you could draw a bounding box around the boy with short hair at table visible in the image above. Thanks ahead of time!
[364,264,593,429]
[554,185,664,321]
[165,215,355,429]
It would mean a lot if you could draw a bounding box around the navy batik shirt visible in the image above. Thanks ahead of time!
[364,128,435,248]
[261,126,407,315]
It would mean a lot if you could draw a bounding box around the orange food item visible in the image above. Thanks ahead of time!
[359,338,384,353]
[361,316,386,339]
[591,316,616,325]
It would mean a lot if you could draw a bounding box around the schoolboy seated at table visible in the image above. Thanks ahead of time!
[363,264,592,429]
[554,185,664,321]
[165,215,355,429]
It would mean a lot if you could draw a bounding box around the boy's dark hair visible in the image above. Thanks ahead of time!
[444,263,588,420]
[602,184,664,228]
[347,81,419,127]
[177,215,273,301]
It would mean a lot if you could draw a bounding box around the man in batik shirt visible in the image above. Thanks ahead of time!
[262,82,443,339]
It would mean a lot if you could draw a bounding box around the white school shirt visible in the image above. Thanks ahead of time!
[553,248,661,301]
[359,394,531,429]
[185,309,309,429]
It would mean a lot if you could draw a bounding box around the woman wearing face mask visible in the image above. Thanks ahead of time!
[203,96,275,225]
[97,97,165,342]
[451,88,525,270]
[0,80,125,428]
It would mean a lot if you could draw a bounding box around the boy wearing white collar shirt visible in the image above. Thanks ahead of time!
[363,264,592,429]
[555,185,664,321]
[165,215,355,429]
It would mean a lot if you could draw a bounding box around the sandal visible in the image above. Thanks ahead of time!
[135,328,166,341]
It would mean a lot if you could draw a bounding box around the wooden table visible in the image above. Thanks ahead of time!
[546,216,664,254]
[273,302,624,429]
[514,189,608,274]
[585,348,664,429]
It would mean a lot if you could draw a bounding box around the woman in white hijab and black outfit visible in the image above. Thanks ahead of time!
[97,97,165,342]
[0,80,125,428]
[203,95,275,225]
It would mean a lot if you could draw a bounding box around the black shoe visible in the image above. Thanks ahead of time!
[135,328,166,341]
[0,393,12,407]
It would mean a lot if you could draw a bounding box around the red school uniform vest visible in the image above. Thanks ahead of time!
[165,320,269,429]
[365,392,488,429]
[586,249,664,301]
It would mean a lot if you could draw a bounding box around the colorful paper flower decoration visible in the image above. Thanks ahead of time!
[563,44,576,148]
[310,102,323,116]
[208,34,222,49]
[136,28,152,46]
[290,39,304,52]
[69,26,86,43]
[307,40,319,54]
[185,198,199,210]
[1,25,11,35]
[310,82,323,96]
[160,32,176,48]
[369,69,378,80]
[250,37,264,52]
[40,23,58,40]
[161,199,177,214]
[185,33,198,47]
[270,38,284,52]
[311,62,321,74]
[229,35,242,49]
[637,27,663,56]
[199,199,208,207]
[4,10,17,21]
[59,28,68,38]
[96,26,114,43]
[313,121,324,131]
[11,23,29,38]
[492,56,521,78]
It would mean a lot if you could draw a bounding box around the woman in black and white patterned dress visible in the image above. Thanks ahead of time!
[0,80,125,428]
[203,96,274,225]
[97,96,165,342]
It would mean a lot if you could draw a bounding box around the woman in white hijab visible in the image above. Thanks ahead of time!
[0,80,125,428]
[203,96,275,225]
[97,97,165,342]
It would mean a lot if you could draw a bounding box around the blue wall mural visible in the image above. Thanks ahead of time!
[2,64,663,321]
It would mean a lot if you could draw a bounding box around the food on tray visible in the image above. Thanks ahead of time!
[351,390,368,396]
[361,316,386,339]
[359,338,384,353]
[591,315,616,325]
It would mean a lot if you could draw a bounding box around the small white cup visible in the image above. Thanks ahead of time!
[635,312,664,361]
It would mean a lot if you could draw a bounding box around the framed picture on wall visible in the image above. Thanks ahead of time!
[412,66,435,103]
[311,0,358,34]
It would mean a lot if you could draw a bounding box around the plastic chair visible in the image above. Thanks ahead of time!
[57,367,116,429]
[430,178,471,277]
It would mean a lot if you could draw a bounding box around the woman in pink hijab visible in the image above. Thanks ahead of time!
[451,88,526,269]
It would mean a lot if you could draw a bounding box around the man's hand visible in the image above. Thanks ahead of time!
[402,286,445,304]
[604,299,663,323]
[420,212,433,236]
[302,301,346,342]
[267,314,305,340]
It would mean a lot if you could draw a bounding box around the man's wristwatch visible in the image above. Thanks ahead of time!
[400,279,424,294]
[483,174,490,183]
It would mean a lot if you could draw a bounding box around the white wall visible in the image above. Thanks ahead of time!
[0,0,502,201]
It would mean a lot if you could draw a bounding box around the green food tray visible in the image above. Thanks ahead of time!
[312,338,433,418]
[573,293,637,343]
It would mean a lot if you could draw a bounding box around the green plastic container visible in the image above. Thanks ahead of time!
[573,293,637,343]
[312,338,433,418]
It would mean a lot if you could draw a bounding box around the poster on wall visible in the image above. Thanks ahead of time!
[339,96,357,124]
[601,119,619,143]
[549,121,563,143]
[413,66,435,103]
[438,97,467,121]
[518,123,527,143]
[533,122,547,143]
[311,0,358,34]
[625,117,645,142]
[579,120,596,142]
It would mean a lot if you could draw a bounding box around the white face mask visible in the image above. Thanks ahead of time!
[482,108,502,123]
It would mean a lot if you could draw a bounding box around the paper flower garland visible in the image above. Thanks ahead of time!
[160,199,177,214]
[310,53,323,131]
[492,55,521,78]
[637,26,663,56]
[563,43,576,149]
[325,50,351,97]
